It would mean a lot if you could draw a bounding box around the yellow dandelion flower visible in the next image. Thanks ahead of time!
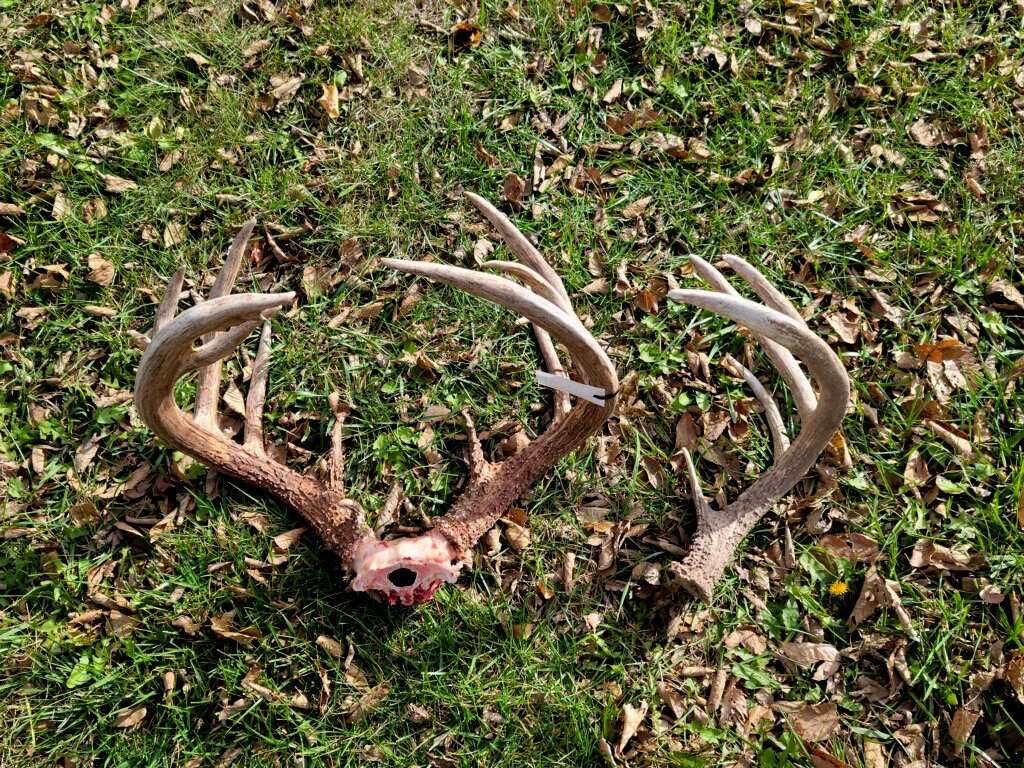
[829,580,849,596]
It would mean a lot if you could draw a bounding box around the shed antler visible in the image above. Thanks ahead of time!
[667,256,849,601]
[133,197,618,606]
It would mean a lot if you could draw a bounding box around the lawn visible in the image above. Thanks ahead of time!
[1,0,1023,765]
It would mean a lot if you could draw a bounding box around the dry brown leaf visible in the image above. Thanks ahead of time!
[318,83,340,119]
[346,684,388,722]
[725,628,768,654]
[622,196,652,220]
[74,434,102,473]
[1005,653,1024,703]
[909,541,982,571]
[210,610,262,645]
[101,174,138,193]
[502,172,525,205]
[805,743,853,768]
[0,271,15,299]
[869,290,904,323]
[825,312,859,344]
[163,221,187,248]
[316,635,343,658]
[847,565,918,639]
[862,741,887,768]
[172,615,200,635]
[239,510,269,533]
[504,521,531,551]
[83,197,108,223]
[818,533,880,563]
[908,119,942,147]
[616,701,648,756]
[924,420,973,458]
[451,21,482,51]
[903,450,929,487]
[113,705,147,729]
[109,611,139,638]
[987,278,1024,311]
[52,193,72,220]
[269,74,304,106]
[949,707,981,755]
[640,455,666,489]
[407,703,431,724]
[780,642,839,668]
[273,527,305,552]
[0,202,25,216]
[602,77,623,103]
[788,701,838,742]
[0,231,21,256]
[69,501,101,526]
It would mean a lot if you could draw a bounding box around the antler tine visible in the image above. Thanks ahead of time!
[153,267,185,336]
[688,255,818,421]
[667,280,849,601]
[190,319,262,369]
[242,321,272,455]
[472,190,576,419]
[326,392,350,492]
[722,353,790,454]
[194,219,256,429]
[720,255,805,324]
[481,261,564,308]
[481,259,573,417]
[679,446,712,520]
[464,192,572,312]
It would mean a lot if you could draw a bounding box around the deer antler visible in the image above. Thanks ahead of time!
[667,256,849,601]
[133,198,618,606]
[373,192,618,587]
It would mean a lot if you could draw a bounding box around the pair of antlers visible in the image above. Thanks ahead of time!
[133,193,848,605]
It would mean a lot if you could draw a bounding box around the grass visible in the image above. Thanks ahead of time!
[1,0,1023,765]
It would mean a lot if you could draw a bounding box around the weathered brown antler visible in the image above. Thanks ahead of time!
[133,196,618,606]
[667,255,849,601]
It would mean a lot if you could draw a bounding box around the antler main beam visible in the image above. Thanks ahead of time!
[666,257,849,601]
[133,197,618,606]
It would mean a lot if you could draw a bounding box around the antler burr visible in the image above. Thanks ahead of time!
[667,255,850,601]
[133,196,618,606]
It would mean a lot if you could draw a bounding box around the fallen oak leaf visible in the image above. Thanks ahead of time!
[818,532,880,563]
[345,684,388,722]
[273,527,305,552]
[316,634,343,658]
[172,615,201,635]
[318,83,340,119]
[804,741,854,768]
[101,174,138,193]
[779,642,839,669]
[909,541,983,571]
[780,701,838,743]
[987,278,1024,311]
[949,706,981,755]
[847,565,918,640]
[210,610,262,645]
[113,705,147,729]
[616,701,648,756]
[74,434,103,474]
